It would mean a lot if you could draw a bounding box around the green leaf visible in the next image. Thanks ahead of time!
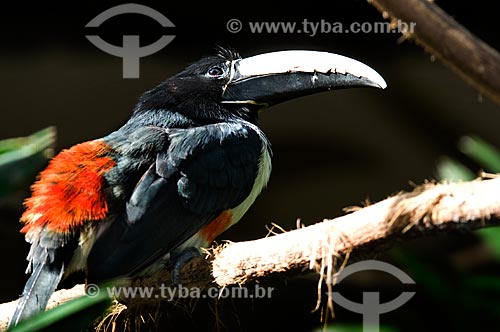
[435,156,475,182]
[463,274,500,292]
[0,127,56,199]
[476,227,500,260]
[8,286,112,332]
[459,136,500,173]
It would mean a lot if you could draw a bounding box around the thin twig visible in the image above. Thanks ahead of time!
[368,0,500,105]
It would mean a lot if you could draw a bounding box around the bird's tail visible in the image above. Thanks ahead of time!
[8,259,64,328]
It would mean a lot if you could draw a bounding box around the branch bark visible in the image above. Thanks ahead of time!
[1,177,500,330]
[368,0,500,105]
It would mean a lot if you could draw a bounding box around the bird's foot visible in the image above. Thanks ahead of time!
[170,247,201,284]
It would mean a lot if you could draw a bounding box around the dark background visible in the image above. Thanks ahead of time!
[1,1,499,331]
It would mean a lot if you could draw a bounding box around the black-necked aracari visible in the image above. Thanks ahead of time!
[9,48,386,327]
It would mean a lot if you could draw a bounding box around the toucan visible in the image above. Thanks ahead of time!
[9,47,386,327]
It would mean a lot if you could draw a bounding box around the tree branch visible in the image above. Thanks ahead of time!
[212,176,500,285]
[368,0,500,105]
[1,177,500,329]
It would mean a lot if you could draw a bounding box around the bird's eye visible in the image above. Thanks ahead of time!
[207,66,224,77]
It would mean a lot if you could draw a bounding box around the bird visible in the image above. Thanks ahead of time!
[9,47,386,327]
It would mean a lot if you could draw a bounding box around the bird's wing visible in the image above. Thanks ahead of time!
[20,139,117,270]
[87,122,264,282]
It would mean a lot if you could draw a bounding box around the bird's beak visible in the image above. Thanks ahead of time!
[222,50,386,106]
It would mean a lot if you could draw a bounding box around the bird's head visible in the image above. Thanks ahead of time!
[134,47,387,123]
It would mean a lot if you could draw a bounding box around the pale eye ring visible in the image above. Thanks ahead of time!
[207,66,224,77]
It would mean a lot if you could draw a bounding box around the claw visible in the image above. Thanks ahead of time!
[171,247,201,284]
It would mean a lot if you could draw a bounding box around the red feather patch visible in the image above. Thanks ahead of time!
[199,210,233,244]
[21,140,116,233]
